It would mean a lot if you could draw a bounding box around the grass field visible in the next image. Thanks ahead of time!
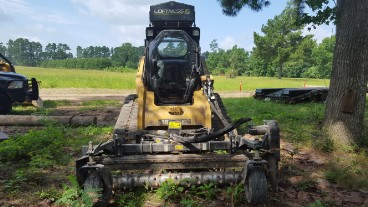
[17,66,136,89]
[16,66,330,91]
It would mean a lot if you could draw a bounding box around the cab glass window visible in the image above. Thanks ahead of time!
[157,37,187,58]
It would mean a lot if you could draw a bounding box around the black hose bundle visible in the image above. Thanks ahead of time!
[172,118,252,143]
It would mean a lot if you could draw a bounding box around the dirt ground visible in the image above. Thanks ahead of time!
[1,89,368,207]
[0,89,124,137]
[37,88,254,101]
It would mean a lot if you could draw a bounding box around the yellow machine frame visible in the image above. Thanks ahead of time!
[136,57,212,130]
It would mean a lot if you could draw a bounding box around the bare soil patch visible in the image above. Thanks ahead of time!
[38,88,253,100]
[39,88,134,101]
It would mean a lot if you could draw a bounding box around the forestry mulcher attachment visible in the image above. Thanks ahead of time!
[76,1,280,205]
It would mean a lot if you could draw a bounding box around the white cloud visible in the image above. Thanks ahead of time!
[0,0,76,24]
[16,35,43,44]
[110,25,146,46]
[303,24,335,43]
[71,0,162,25]
[70,0,166,47]
[238,31,255,51]
[219,36,237,50]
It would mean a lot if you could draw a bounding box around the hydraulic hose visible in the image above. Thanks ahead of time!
[172,118,252,143]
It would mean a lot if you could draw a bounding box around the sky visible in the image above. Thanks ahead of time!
[0,0,335,54]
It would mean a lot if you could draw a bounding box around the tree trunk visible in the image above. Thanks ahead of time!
[0,115,97,126]
[323,0,368,146]
[277,63,283,79]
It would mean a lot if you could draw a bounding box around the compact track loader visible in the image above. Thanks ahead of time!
[76,1,280,205]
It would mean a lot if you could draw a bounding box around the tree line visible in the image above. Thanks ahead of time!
[203,6,335,79]
[40,43,144,70]
[0,39,73,66]
[0,39,144,70]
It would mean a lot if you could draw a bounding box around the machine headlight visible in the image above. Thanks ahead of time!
[146,28,154,37]
[8,81,24,89]
[192,28,200,37]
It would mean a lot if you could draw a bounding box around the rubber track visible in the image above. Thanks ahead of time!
[113,95,139,142]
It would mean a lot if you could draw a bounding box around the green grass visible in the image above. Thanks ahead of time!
[16,66,136,89]
[223,97,368,190]
[213,76,329,91]
[223,98,325,143]
[16,66,330,90]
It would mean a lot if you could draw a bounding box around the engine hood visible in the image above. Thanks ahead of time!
[0,71,27,81]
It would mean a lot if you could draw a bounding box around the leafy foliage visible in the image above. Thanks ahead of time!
[5,38,45,66]
[56,176,99,207]
[180,195,202,207]
[155,178,185,200]
[192,183,219,200]
[204,7,335,79]
[205,34,334,79]
[218,0,270,16]
[44,43,73,60]
[36,188,62,203]
[0,125,68,167]
[206,43,249,76]
[1,38,144,69]
[40,58,112,70]
[294,0,336,27]
[76,46,111,58]
[217,0,336,27]
[3,170,28,192]
[117,190,145,207]
[111,43,144,68]
[253,6,303,78]
[226,183,245,207]
[308,35,335,78]
[0,122,113,194]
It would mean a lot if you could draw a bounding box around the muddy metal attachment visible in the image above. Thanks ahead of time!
[76,119,280,206]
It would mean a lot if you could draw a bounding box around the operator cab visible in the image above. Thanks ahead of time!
[149,30,200,105]
[144,1,204,105]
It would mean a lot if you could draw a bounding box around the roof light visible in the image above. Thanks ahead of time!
[146,28,154,37]
[192,28,200,37]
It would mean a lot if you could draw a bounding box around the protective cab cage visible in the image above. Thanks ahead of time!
[147,30,201,105]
